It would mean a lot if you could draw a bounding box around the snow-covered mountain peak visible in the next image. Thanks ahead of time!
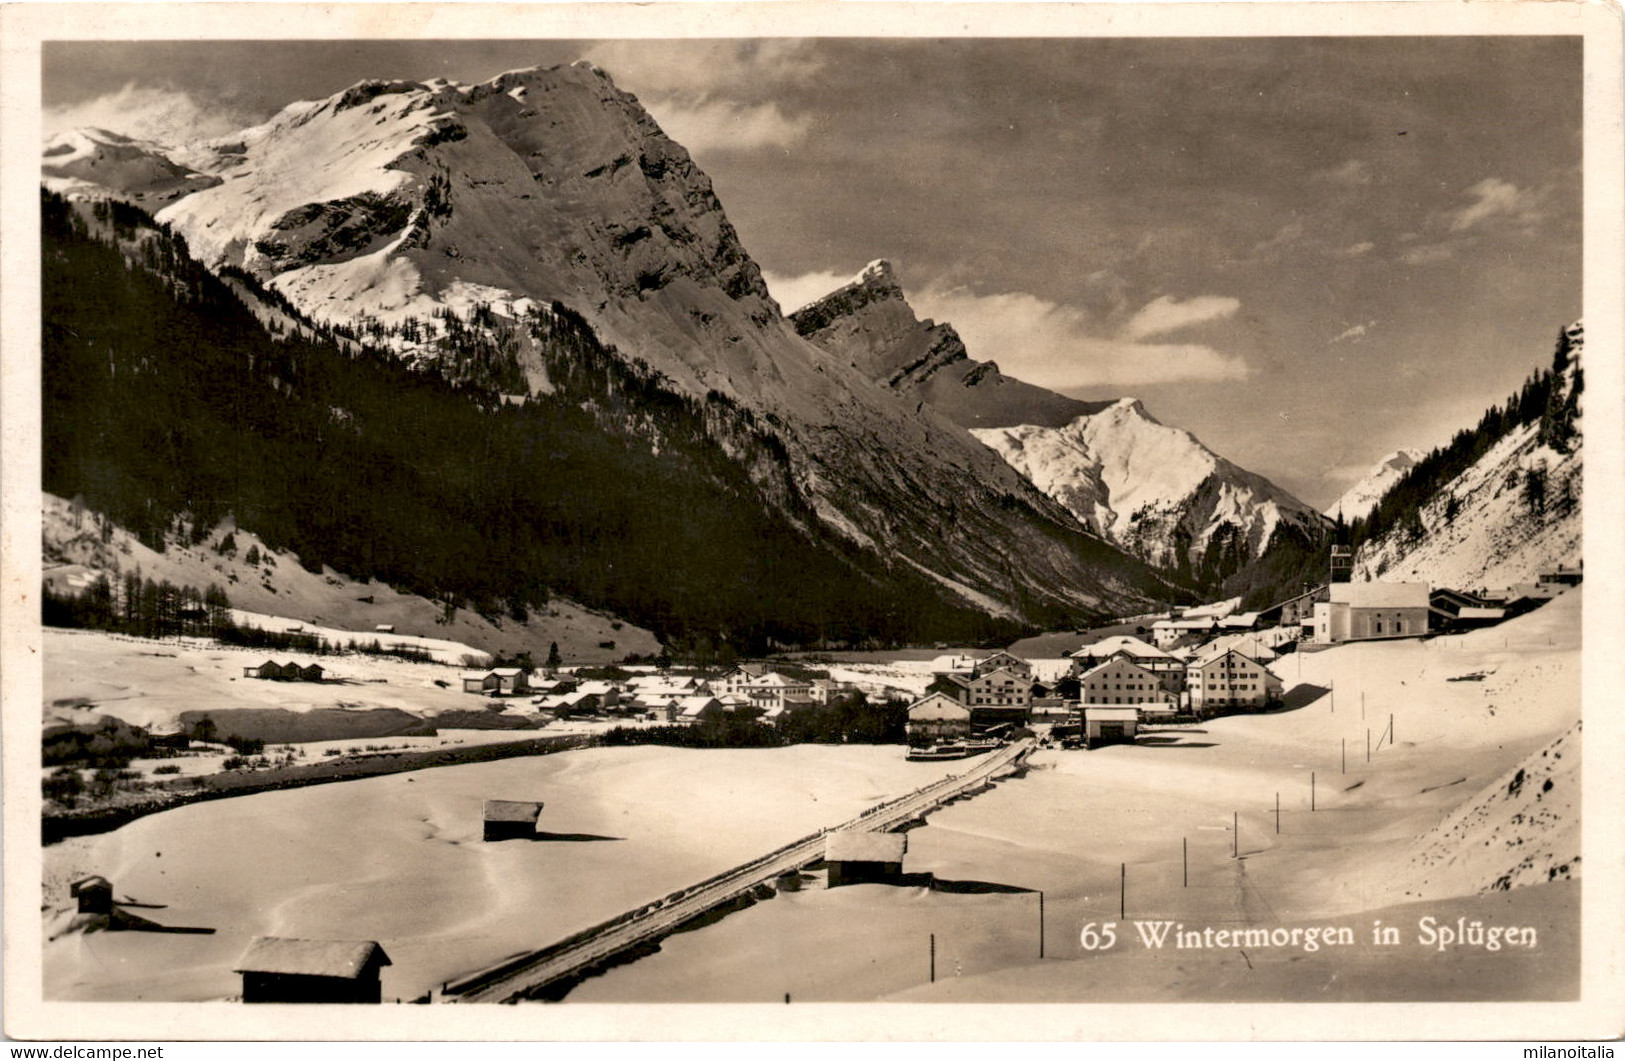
[856,258,897,287]
[44,60,1173,623]
[973,404,1325,579]
[1326,447,1425,522]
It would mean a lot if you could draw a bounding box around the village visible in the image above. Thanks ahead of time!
[38,546,1583,1005]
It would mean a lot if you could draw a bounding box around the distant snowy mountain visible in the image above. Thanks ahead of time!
[1355,323,1583,590]
[1327,449,1424,522]
[793,259,1326,584]
[973,401,1328,581]
[42,63,1176,628]
[42,128,220,202]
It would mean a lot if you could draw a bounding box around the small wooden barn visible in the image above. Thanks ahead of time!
[1084,706,1139,748]
[299,663,325,682]
[245,659,287,680]
[69,875,114,915]
[483,799,544,841]
[462,670,500,695]
[234,937,391,1004]
[824,831,907,887]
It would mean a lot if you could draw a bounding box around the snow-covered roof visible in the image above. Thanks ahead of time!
[825,830,906,863]
[1084,707,1140,722]
[908,694,971,721]
[1457,607,1507,620]
[1181,597,1241,620]
[1073,636,1169,660]
[1153,618,1216,630]
[1219,612,1260,629]
[1329,581,1431,608]
[234,937,391,979]
[929,654,978,674]
[1077,657,1155,682]
[483,799,543,823]
[492,667,524,677]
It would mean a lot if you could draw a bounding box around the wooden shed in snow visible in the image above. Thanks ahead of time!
[1083,706,1139,748]
[482,799,544,841]
[234,937,391,1004]
[824,831,907,887]
[70,875,114,915]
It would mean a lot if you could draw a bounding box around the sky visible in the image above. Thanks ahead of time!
[43,37,1582,509]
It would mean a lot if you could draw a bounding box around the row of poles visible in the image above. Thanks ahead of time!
[922,682,1403,978]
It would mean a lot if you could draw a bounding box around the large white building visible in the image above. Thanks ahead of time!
[1187,649,1283,715]
[1312,582,1431,644]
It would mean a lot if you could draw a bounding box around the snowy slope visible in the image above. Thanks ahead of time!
[1327,449,1424,522]
[45,63,1172,622]
[1402,722,1579,897]
[1355,325,1583,591]
[973,400,1327,576]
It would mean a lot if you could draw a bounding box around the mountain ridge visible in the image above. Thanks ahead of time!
[791,258,1328,586]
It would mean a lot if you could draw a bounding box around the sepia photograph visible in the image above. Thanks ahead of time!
[2,1,1622,1043]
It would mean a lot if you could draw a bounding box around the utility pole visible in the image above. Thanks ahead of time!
[1311,772,1316,811]
[929,933,936,983]
[1183,837,1188,887]
[1276,791,1281,833]
[1038,891,1045,959]
[1233,811,1239,858]
[1120,863,1126,919]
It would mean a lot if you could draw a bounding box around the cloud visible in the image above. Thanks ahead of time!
[583,40,821,154]
[1247,220,1305,261]
[911,286,1248,389]
[1317,159,1373,186]
[1400,243,1455,266]
[1329,321,1377,344]
[583,40,825,99]
[1332,240,1376,259]
[43,83,254,145]
[1449,177,1541,232]
[1119,294,1242,341]
[643,99,809,155]
[761,268,855,315]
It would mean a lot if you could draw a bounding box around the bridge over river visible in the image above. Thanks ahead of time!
[441,738,1034,1003]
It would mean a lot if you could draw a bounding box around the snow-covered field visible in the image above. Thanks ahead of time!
[43,627,525,736]
[572,590,1582,1003]
[42,745,965,1002]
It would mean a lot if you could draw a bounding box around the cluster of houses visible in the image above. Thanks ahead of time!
[903,634,1292,750]
[902,551,1575,751]
[457,662,860,726]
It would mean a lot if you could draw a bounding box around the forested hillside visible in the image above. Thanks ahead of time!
[43,190,1084,652]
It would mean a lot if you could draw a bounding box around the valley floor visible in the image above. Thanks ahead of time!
[39,590,1581,1005]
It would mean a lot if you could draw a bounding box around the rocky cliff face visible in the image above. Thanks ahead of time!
[791,260,1107,429]
[47,62,1176,623]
